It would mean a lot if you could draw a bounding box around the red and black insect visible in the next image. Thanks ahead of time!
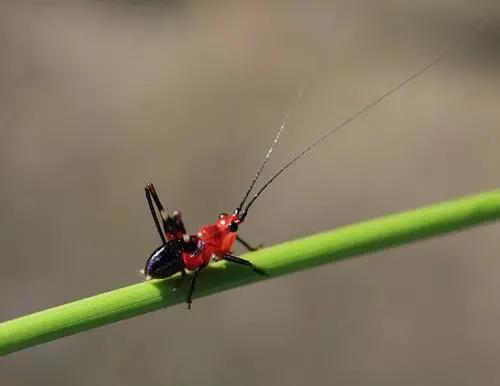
[142,181,268,309]
[142,133,281,309]
[141,19,482,308]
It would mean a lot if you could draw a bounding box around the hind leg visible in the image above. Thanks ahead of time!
[145,183,168,244]
[145,183,190,242]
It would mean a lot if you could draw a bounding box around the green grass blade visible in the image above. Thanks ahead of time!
[1,190,500,356]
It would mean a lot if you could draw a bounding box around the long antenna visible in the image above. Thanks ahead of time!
[240,18,488,220]
[236,3,347,214]
[235,107,292,213]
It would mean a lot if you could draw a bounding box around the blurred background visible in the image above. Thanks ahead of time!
[1,1,499,385]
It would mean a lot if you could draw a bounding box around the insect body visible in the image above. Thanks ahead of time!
[143,183,266,309]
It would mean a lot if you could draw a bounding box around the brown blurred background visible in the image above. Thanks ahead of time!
[1,1,500,385]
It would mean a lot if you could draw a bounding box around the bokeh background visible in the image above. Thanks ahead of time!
[1,1,500,385]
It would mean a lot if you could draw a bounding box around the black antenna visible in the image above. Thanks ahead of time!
[236,102,294,214]
[236,4,347,214]
[240,18,488,220]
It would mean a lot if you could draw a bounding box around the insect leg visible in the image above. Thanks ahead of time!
[223,254,269,277]
[236,236,262,252]
[145,183,166,244]
[186,267,204,310]
[172,268,187,292]
[173,211,187,235]
[145,183,184,241]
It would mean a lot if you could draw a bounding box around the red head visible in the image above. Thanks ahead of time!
[216,211,242,233]
[213,211,241,255]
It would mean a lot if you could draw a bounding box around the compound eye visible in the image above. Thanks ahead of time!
[219,212,228,219]
[229,221,238,232]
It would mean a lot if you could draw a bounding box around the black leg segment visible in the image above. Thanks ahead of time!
[145,183,166,244]
[145,182,171,233]
[187,267,204,310]
[145,183,188,243]
[236,236,261,252]
[223,254,269,277]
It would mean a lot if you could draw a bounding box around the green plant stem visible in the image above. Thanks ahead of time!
[1,190,500,356]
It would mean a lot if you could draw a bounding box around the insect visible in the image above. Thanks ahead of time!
[142,17,487,309]
[142,182,268,310]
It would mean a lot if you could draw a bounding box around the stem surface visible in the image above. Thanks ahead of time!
[1,190,499,356]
